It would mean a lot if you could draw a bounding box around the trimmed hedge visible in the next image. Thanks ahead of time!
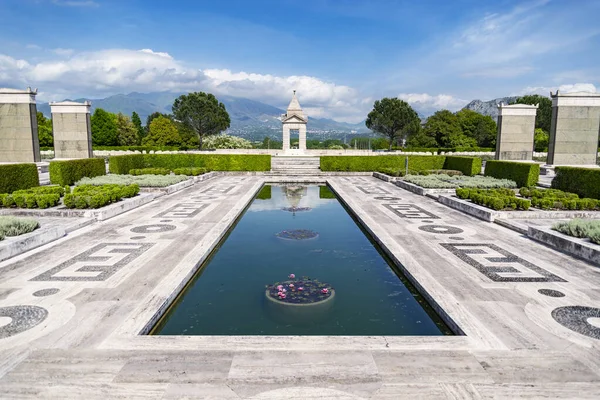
[64,184,139,209]
[444,156,482,176]
[129,168,171,176]
[0,164,39,194]
[484,160,539,187]
[0,216,40,240]
[552,166,600,200]
[456,188,530,210]
[320,155,446,172]
[519,187,599,210]
[0,185,69,209]
[49,158,106,186]
[172,167,207,176]
[109,154,271,174]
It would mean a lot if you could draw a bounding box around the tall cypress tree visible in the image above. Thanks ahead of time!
[131,111,145,144]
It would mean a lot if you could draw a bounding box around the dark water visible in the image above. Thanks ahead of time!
[153,185,451,335]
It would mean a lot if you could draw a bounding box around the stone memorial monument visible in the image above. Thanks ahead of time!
[495,103,538,161]
[50,101,93,159]
[282,91,308,153]
[547,91,600,166]
[0,87,41,163]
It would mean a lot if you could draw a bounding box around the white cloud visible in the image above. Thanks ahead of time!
[518,83,598,96]
[0,48,369,122]
[398,93,467,115]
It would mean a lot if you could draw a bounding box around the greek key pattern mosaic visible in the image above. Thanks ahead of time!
[356,185,391,195]
[154,203,209,218]
[441,243,566,282]
[201,185,236,194]
[30,243,154,282]
[383,203,441,219]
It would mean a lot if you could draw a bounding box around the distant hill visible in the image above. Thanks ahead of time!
[37,92,371,140]
[462,96,519,120]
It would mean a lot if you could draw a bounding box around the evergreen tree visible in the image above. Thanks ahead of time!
[512,94,552,133]
[143,116,181,146]
[422,110,476,148]
[116,113,138,146]
[131,111,145,144]
[365,98,421,150]
[91,108,118,146]
[37,112,54,147]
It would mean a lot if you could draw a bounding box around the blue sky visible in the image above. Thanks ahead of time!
[0,0,599,121]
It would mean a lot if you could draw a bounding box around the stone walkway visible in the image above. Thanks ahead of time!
[0,175,599,399]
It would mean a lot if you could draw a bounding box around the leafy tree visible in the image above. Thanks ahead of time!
[115,113,138,146]
[512,94,552,133]
[131,111,145,144]
[37,112,53,147]
[146,112,171,131]
[365,98,421,150]
[423,110,476,148]
[406,131,438,148]
[143,116,181,146]
[172,92,231,149]
[350,137,391,150]
[259,136,282,149]
[91,108,118,146]
[455,109,497,148]
[203,134,253,149]
[175,121,199,148]
[534,128,549,152]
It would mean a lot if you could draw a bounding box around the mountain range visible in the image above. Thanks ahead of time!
[462,96,519,120]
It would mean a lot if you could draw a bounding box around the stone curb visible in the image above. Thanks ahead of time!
[394,180,456,196]
[528,226,600,266]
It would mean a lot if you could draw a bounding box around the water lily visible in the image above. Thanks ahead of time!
[277,285,283,291]
[321,288,329,294]
[298,287,304,291]
[289,273,295,279]
[289,283,295,288]
[282,288,287,292]
[280,293,286,299]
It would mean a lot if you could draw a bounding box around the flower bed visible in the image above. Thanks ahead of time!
[0,216,39,241]
[553,219,600,244]
[266,274,334,304]
[405,174,517,189]
[64,184,139,209]
[76,174,189,188]
[456,188,530,210]
[0,186,69,209]
[275,229,318,240]
[519,187,600,211]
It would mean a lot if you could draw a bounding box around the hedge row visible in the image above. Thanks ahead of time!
[552,166,600,200]
[484,160,539,187]
[456,188,530,210]
[49,158,106,186]
[129,168,171,176]
[0,164,39,194]
[108,154,271,174]
[320,155,446,172]
[1,186,69,209]
[64,184,139,209]
[519,187,600,210]
[403,147,494,154]
[444,156,482,176]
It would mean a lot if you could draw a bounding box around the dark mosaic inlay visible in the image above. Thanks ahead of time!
[30,243,154,282]
[374,196,402,201]
[160,220,172,223]
[421,220,434,223]
[383,204,440,219]
[32,288,60,297]
[201,185,236,194]
[440,243,566,282]
[356,185,391,195]
[418,225,464,235]
[130,236,146,240]
[276,229,319,240]
[538,289,565,298]
[0,305,48,339]
[552,306,600,340]
[130,224,176,234]
[154,203,209,219]
[449,237,464,241]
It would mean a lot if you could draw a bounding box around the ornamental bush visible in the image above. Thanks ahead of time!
[76,174,189,188]
[0,164,39,194]
[108,154,270,174]
[321,155,446,172]
[63,184,139,209]
[484,160,539,188]
[518,187,600,211]
[129,168,171,175]
[552,166,600,199]
[0,216,40,240]
[404,174,516,189]
[455,188,530,210]
[0,186,66,209]
[553,219,600,244]
[172,167,207,176]
[49,158,106,186]
[444,156,482,176]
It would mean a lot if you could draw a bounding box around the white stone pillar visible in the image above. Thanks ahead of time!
[495,103,538,161]
[50,101,93,159]
[0,87,40,163]
[299,125,307,151]
[548,91,600,165]
[282,125,290,151]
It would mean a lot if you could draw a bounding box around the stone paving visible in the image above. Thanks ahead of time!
[0,175,599,399]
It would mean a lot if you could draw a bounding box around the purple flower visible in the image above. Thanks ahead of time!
[289,273,295,279]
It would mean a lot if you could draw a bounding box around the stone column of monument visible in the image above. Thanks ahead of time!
[0,87,41,163]
[495,103,538,161]
[50,101,93,159]
[547,91,600,166]
[281,91,308,152]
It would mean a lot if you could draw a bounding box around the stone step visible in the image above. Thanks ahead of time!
[272,165,321,169]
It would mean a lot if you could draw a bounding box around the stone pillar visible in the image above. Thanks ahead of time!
[50,101,93,159]
[282,125,291,151]
[548,91,600,165]
[298,125,307,151]
[495,103,538,161]
[0,87,40,163]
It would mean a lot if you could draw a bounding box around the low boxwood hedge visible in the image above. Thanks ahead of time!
[109,154,270,174]
[49,158,106,186]
[444,156,482,176]
[552,166,600,200]
[519,187,600,210]
[484,160,539,187]
[320,155,446,172]
[456,188,530,210]
[129,168,171,176]
[64,184,139,209]
[172,167,207,176]
[0,185,69,209]
[0,164,39,194]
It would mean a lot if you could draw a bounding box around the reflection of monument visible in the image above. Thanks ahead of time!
[281,91,308,152]
[282,185,311,213]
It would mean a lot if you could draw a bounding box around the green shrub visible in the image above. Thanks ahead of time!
[426,169,463,176]
[172,167,207,176]
[0,192,61,209]
[129,168,171,175]
[444,156,482,176]
[76,174,189,188]
[0,164,39,194]
[320,155,446,172]
[484,160,539,188]
[0,216,40,238]
[404,174,516,189]
[553,219,600,244]
[109,154,270,174]
[455,188,530,210]
[519,187,599,210]
[13,185,69,197]
[49,158,106,186]
[552,166,600,199]
[64,184,139,209]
